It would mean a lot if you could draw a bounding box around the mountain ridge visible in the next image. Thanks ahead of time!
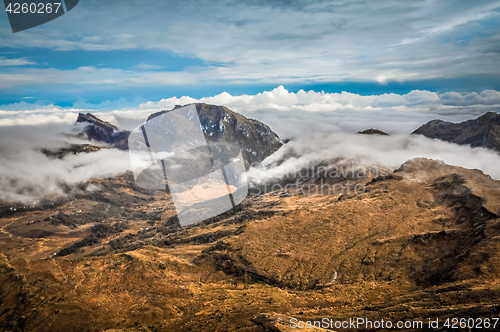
[147,103,283,167]
[76,113,130,150]
[77,103,283,167]
[412,111,500,153]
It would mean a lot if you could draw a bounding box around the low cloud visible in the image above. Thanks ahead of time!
[247,133,500,184]
[107,86,500,137]
[0,124,131,203]
[2,86,500,134]
[1,87,500,203]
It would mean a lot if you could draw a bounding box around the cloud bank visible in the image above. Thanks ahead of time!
[2,86,500,138]
[1,86,499,203]
[247,133,500,184]
[0,124,131,203]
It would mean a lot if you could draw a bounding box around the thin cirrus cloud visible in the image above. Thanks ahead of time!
[0,66,201,90]
[135,63,164,70]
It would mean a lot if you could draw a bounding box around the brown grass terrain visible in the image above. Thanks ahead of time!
[1,158,500,331]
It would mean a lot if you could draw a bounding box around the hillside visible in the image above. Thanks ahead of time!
[1,158,500,331]
[412,112,500,153]
[2,109,500,331]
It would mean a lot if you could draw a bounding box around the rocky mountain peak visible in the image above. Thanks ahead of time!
[76,113,119,130]
[75,105,282,167]
[357,128,389,135]
[147,103,283,167]
[76,113,130,150]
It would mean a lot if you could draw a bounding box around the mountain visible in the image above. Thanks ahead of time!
[357,128,389,135]
[77,104,283,167]
[3,108,500,331]
[147,103,283,167]
[412,112,500,153]
[76,113,130,150]
[1,158,500,331]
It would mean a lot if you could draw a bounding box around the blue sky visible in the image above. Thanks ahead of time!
[1,0,500,108]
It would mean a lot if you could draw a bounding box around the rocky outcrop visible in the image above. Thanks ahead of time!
[147,103,283,167]
[357,128,389,135]
[76,113,130,150]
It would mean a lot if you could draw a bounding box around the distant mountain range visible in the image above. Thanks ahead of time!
[413,111,500,153]
[77,103,282,167]
[77,109,500,161]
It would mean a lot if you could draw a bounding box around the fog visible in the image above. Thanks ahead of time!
[247,133,500,183]
[2,123,500,204]
[1,87,500,203]
[0,124,131,203]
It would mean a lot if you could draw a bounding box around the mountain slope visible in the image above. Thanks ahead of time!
[196,158,500,290]
[77,104,283,167]
[412,112,500,153]
[147,103,283,167]
[76,113,130,150]
[1,158,500,331]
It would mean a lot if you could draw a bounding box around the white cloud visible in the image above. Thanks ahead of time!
[104,86,500,136]
[247,133,500,184]
[0,106,82,126]
[2,86,500,135]
[0,123,131,203]
[0,66,206,89]
[0,1,499,85]
[135,63,163,70]
[0,57,36,67]
[81,36,103,43]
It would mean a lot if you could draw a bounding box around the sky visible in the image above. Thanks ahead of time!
[0,0,500,107]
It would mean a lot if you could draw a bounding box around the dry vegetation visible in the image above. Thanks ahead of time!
[1,159,500,331]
